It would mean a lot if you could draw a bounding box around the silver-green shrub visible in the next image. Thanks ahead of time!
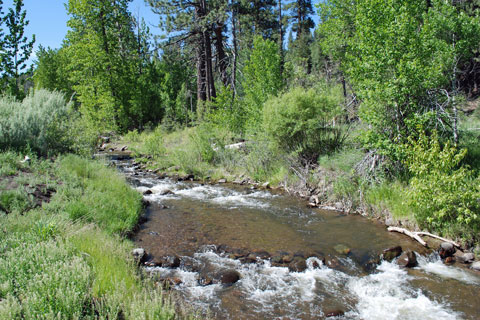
[0,90,74,156]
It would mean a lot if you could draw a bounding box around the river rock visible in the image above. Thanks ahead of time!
[218,178,227,183]
[156,255,181,268]
[439,242,455,259]
[143,189,153,195]
[325,310,345,318]
[253,250,271,260]
[382,246,403,262]
[132,248,147,263]
[397,251,417,268]
[241,253,258,264]
[334,244,351,255]
[471,261,480,271]
[159,189,175,196]
[271,255,284,265]
[282,254,294,264]
[220,270,241,285]
[198,276,213,286]
[288,257,307,272]
[455,252,475,264]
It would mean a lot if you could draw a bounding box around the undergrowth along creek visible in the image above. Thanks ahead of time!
[0,152,182,320]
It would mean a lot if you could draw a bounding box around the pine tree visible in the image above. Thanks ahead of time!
[1,0,35,99]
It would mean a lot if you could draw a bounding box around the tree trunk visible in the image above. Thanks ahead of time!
[204,28,216,100]
[231,1,238,99]
[214,22,228,87]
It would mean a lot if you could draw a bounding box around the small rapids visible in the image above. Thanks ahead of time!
[147,249,474,319]
[113,159,480,319]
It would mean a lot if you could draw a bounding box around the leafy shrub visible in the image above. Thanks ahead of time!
[0,89,77,156]
[243,36,283,130]
[404,130,480,241]
[263,86,344,162]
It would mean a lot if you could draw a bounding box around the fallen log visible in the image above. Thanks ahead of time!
[415,232,461,249]
[387,227,428,247]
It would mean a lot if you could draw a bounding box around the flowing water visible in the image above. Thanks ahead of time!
[114,158,480,319]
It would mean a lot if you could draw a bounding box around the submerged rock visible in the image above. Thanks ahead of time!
[159,189,175,196]
[397,251,417,268]
[439,242,455,259]
[334,244,351,255]
[382,246,403,262]
[288,257,307,272]
[220,270,241,285]
[471,261,480,271]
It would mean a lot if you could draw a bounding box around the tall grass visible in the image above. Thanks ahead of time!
[0,153,178,319]
[50,155,142,235]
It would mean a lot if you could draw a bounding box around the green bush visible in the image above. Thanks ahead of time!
[0,89,77,156]
[263,86,344,162]
[404,131,480,242]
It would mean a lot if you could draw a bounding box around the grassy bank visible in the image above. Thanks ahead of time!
[0,152,179,319]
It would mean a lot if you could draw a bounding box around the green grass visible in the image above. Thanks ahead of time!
[49,155,143,235]
[0,152,178,320]
[365,182,414,219]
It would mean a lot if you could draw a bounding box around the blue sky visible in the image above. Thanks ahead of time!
[3,0,321,64]
[2,0,157,62]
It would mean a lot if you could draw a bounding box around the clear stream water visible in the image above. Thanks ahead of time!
[115,159,480,320]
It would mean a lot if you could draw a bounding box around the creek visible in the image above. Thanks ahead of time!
[114,157,480,320]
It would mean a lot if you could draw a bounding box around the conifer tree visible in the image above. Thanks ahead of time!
[1,0,35,99]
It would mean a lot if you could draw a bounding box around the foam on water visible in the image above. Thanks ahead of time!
[145,251,463,320]
[134,176,275,209]
[416,254,480,285]
[348,261,462,320]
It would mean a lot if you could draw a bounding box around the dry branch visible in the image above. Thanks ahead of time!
[387,227,428,247]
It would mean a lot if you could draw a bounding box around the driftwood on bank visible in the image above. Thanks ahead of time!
[387,227,462,249]
[387,227,428,247]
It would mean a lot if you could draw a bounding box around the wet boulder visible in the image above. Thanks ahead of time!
[132,248,147,263]
[240,253,258,264]
[470,261,480,271]
[219,270,241,285]
[396,251,417,268]
[382,246,403,262]
[455,252,475,264]
[288,257,307,272]
[143,189,153,195]
[156,255,181,268]
[253,250,271,260]
[439,242,455,259]
[159,189,175,196]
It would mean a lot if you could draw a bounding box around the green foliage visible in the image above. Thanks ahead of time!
[242,36,283,130]
[205,86,246,135]
[318,0,480,157]
[0,89,78,156]
[365,182,414,219]
[404,130,480,241]
[0,188,34,214]
[262,85,344,161]
[33,46,74,97]
[50,155,143,235]
[1,0,35,99]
